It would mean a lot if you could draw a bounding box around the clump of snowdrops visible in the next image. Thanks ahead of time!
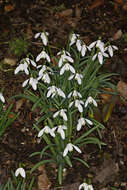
[14,31,118,184]
[0,92,18,139]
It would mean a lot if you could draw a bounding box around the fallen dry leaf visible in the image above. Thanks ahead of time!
[114,0,123,4]
[4,4,15,12]
[94,158,119,184]
[111,29,123,41]
[15,99,25,112]
[38,165,51,190]
[117,80,127,99]
[88,0,104,10]
[3,57,17,66]
[75,4,82,18]
[57,9,73,17]
[122,2,127,11]
[61,182,80,190]
[26,24,33,39]
[100,88,113,104]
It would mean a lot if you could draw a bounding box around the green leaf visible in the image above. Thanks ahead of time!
[30,159,55,173]
[58,164,63,185]
[73,157,89,168]
[64,155,72,167]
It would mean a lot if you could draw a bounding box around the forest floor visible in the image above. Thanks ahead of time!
[0,0,127,189]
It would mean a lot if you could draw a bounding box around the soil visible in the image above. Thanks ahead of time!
[0,0,127,189]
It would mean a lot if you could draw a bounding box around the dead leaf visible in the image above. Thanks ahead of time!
[26,24,33,39]
[111,29,123,41]
[122,3,127,11]
[15,99,25,112]
[117,80,127,99]
[3,57,17,66]
[38,165,51,190]
[75,4,82,18]
[114,0,123,4]
[100,88,113,104]
[57,9,73,17]
[61,182,80,190]
[94,158,119,184]
[4,4,15,12]
[88,0,104,10]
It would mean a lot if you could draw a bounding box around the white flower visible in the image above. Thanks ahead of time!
[15,168,26,178]
[89,40,105,52]
[79,183,94,190]
[41,73,51,84]
[56,125,67,139]
[38,65,47,75]
[35,32,49,46]
[76,39,82,52]
[36,51,50,62]
[106,45,118,57]
[22,77,38,90]
[81,44,90,57]
[68,73,83,85]
[53,109,67,121]
[77,118,93,131]
[57,50,71,57]
[57,88,66,98]
[85,96,97,107]
[69,99,84,113]
[14,62,29,75]
[63,143,81,157]
[47,86,57,98]
[58,54,74,68]
[47,86,66,98]
[60,63,75,75]
[92,51,109,65]
[0,93,5,103]
[38,126,56,137]
[69,33,80,46]
[68,90,82,98]
[24,58,37,67]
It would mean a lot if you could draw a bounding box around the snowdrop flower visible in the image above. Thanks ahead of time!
[22,77,38,90]
[38,73,51,84]
[38,126,56,137]
[81,43,91,57]
[85,96,97,107]
[69,33,80,46]
[58,54,74,68]
[105,45,118,57]
[56,125,67,139]
[89,39,105,52]
[77,118,93,131]
[38,65,47,75]
[53,109,67,121]
[57,88,66,98]
[69,99,84,113]
[47,86,57,98]
[68,73,83,85]
[68,90,82,98]
[47,86,66,98]
[63,143,81,157]
[92,51,109,65]
[14,62,29,75]
[35,32,49,46]
[57,50,71,57]
[0,93,5,103]
[36,51,50,63]
[79,182,94,190]
[76,39,82,52]
[60,63,75,75]
[15,168,26,178]
[24,58,37,67]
